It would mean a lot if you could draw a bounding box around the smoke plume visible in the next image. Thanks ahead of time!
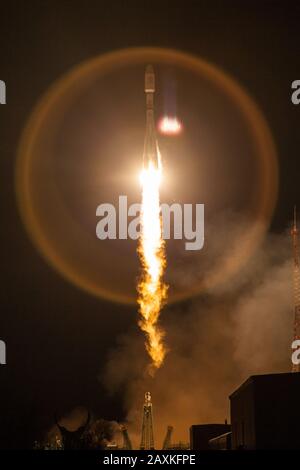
[102,217,293,448]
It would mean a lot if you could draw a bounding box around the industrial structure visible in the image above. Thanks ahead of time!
[46,369,300,451]
[54,412,90,450]
[291,206,300,372]
[140,392,155,450]
[120,425,132,450]
[230,372,300,449]
[190,423,231,450]
[162,426,173,450]
[209,432,231,450]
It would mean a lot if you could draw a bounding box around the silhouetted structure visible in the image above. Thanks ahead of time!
[291,206,300,372]
[87,418,116,449]
[190,423,231,450]
[140,392,155,450]
[209,432,231,450]
[54,412,90,450]
[230,372,300,449]
[120,424,132,450]
[162,426,173,449]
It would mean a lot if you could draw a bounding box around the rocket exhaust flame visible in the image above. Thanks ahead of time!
[137,66,168,374]
[138,162,168,372]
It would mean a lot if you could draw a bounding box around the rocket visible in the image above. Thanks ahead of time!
[143,65,161,168]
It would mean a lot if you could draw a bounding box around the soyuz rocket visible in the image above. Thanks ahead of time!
[143,65,161,169]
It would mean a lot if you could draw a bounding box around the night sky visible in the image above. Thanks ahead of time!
[0,0,300,449]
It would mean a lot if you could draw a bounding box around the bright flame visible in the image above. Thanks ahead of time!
[137,160,168,374]
[158,116,182,135]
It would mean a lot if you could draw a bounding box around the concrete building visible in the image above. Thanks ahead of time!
[230,372,300,449]
[190,424,231,450]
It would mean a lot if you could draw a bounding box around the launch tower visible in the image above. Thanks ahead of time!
[140,392,155,449]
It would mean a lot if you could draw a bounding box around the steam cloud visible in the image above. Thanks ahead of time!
[102,217,293,448]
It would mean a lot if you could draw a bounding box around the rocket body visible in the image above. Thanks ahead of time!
[143,65,161,168]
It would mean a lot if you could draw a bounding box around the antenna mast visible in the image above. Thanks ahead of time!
[291,206,300,372]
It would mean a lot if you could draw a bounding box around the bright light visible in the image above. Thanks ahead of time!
[137,160,168,373]
[158,116,182,135]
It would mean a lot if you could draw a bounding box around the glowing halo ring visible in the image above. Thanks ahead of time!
[15,47,278,305]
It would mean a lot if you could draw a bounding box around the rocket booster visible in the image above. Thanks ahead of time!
[143,65,161,168]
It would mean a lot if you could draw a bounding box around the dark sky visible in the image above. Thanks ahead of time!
[0,0,300,449]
